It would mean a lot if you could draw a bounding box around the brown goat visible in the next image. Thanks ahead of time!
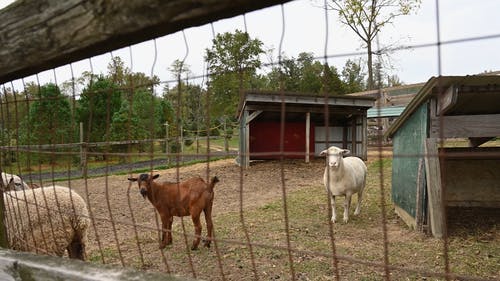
[128,174,219,250]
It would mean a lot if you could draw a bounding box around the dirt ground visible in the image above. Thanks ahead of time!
[66,149,402,276]
[69,157,329,258]
[64,148,498,280]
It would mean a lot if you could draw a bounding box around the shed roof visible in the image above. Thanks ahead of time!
[238,90,375,121]
[385,75,500,139]
[367,106,406,118]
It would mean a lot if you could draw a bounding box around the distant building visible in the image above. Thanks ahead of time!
[237,91,375,167]
[350,83,424,145]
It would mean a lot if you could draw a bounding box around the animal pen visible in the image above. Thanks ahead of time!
[385,75,500,238]
[237,91,375,167]
[0,1,499,281]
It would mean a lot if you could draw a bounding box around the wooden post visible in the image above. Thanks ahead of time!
[305,112,310,163]
[424,138,445,238]
[164,122,169,165]
[180,124,184,163]
[362,112,368,160]
[224,118,229,154]
[415,158,425,231]
[245,121,250,168]
[351,118,356,154]
[79,122,86,174]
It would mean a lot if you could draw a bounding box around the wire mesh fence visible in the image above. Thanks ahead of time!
[0,0,499,280]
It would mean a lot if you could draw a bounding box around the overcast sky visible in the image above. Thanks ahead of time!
[2,0,500,92]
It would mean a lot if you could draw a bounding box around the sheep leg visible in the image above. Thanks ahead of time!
[67,233,86,260]
[330,195,337,223]
[354,190,363,216]
[191,213,202,250]
[343,194,352,223]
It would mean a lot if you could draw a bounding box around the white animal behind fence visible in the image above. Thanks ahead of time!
[320,146,367,223]
[1,172,30,191]
[3,185,90,260]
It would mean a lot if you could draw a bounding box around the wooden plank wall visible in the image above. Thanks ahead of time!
[391,103,428,227]
[442,150,500,207]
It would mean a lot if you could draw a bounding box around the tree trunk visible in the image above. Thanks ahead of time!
[366,41,374,90]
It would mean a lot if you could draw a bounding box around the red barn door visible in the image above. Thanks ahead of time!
[249,121,314,159]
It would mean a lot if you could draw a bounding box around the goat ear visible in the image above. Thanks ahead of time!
[128,177,138,182]
[319,149,327,156]
[342,149,351,155]
[152,174,160,179]
[9,178,14,184]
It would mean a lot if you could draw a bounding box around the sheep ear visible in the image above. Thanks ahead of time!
[342,149,351,155]
[319,149,328,156]
[128,177,138,182]
[153,174,160,179]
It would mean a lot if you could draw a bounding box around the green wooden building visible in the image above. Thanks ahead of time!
[385,75,500,238]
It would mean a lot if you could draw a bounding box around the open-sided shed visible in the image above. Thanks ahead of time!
[385,75,500,238]
[237,91,375,167]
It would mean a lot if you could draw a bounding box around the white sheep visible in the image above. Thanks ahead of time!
[1,172,30,191]
[2,185,90,260]
[320,146,367,223]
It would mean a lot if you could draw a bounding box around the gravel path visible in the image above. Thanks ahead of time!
[22,152,234,182]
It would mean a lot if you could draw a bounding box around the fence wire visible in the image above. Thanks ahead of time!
[0,1,499,281]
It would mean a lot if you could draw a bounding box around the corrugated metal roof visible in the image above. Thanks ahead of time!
[367,106,406,118]
[237,90,376,120]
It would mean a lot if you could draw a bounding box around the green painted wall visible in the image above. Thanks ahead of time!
[391,103,428,217]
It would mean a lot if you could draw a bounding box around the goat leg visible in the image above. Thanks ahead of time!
[166,216,173,245]
[191,214,202,250]
[159,215,173,249]
[203,208,213,248]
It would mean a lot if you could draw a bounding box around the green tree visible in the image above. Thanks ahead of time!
[322,63,346,95]
[266,52,345,94]
[21,83,74,145]
[267,55,301,91]
[77,76,122,143]
[297,53,324,93]
[130,89,163,139]
[386,74,403,87]
[327,0,420,89]
[205,30,265,117]
[164,80,207,143]
[0,85,34,138]
[342,59,366,93]
[109,99,143,161]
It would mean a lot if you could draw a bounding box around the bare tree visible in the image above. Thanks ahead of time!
[326,0,420,89]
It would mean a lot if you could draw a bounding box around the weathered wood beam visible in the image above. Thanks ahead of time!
[244,104,367,115]
[245,110,263,125]
[0,0,291,84]
[430,114,500,138]
[424,138,445,238]
[436,85,457,115]
[468,137,495,147]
